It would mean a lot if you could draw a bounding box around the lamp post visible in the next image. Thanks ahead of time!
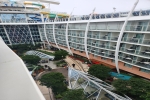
[113,7,116,13]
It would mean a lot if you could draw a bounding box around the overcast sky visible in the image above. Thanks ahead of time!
[49,0,150,15]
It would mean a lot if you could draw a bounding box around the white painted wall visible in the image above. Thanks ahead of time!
[0,37,45,100]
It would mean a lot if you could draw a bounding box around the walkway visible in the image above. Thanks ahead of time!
[40,61,57,69]
[65,56,89,72]
[36,68,68,100]
[38,49,54,53]
[37,81,54,100]
[38,49,89,72]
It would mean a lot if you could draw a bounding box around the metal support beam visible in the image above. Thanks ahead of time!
[43,24,51,47]
[2,25,12,45]
[0,15,12,45]
[65,8,76,55]
[28,25,35,45]
[84,8,96,59]
[72,75,80,89]
[41,14,51,47]
[115,0,139,73]
[53,15,60,50]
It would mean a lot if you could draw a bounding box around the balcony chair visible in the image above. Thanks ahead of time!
[112,37,118,40]
[132,11,140,16]
[101,14,105,18]
[96,15,100,19]
[141,10,149,16]
[92,16,95,19]
[130,37,138,43]
[102,36,106,39]
[85,15,90,20]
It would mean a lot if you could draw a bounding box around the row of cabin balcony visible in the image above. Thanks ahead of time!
[48,38,54,42]
[88,43,116,50]
[50,10,150,22]
[87,48,115,59]
[46,29,53,34]
[68,38,84,44]
[55,25,66,29]
[121,33,150,45]
[68,32,84,37]
[87,37,150,59]
[87,42,116,52]
[56,36,66,41]
[120,43,150,59]
[46,32,53,35]
[69,43,84,51]
[87,40,116,50]
[2,10,150,23]
[48,35,54,38]
[55,32,65,35]
[119,53,150,70]
[2,20,150,33]
[50,40,55,43]
[54,22,150,32]
[57,41,67,46]
[87,32,119,41]
[55,21,150,32]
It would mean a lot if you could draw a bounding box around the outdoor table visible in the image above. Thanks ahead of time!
[143,62,150,65]
[145,52,150,54]
[126,57,132,60]
[127,49,134,51]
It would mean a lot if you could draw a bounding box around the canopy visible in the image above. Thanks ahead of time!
[109,72,131,80]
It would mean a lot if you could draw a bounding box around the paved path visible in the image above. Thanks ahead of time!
[40,61,57,69]
[65,56,89,72]
[65,56,81,71]
[37,81,54,100]
[76,60,89,72]
[36,68,68,100]
[38,49,54,53]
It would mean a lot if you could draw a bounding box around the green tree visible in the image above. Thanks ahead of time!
[112,78,150,100]
[88,64,111,80]
[9,44,41,56]
[62,89,87,100]
[145,92,150,100]
[21,55,41,65]
[39,72,67,95]
[54,50,68,60]
[112,79,130,94]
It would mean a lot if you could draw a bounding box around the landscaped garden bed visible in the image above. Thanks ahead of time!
[55,60,67,67]
[37,50,54,56]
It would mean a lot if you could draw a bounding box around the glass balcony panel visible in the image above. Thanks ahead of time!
[125,25,147,31]
[135,61,150,69]
[108,54,115,58]
[99,44,106,48]
[142,39,150,45]
[124,57,133,63]
[110,36,118,41]
[84,82,99,98]
[136,50,150,57]
[98,90,116,100]
[99,52,105,56]
[70,76,78,88]
[122,37,140,43]
[87,35,92,38]
[110,46,116,50]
